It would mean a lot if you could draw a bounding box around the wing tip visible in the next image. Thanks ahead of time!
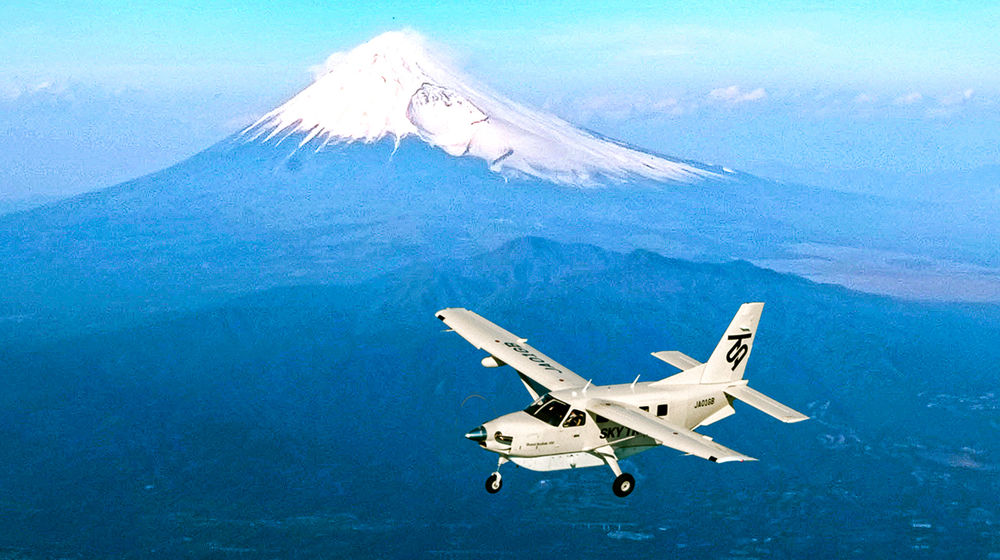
[716,455,758,463]
[436,307,471,320]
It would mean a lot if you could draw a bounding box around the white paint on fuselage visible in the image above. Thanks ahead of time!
[476,379,746,472]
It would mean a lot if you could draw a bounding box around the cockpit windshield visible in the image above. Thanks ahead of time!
[524,394,551,416]
[524,394,571,427]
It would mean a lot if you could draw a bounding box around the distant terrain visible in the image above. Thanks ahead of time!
[2,31,999,559]
[0,195,61,217]
[2,238,998,558]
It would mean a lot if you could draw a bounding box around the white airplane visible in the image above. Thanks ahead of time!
[437,303,808,497]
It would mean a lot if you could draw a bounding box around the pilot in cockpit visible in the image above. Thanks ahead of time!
[563,409,586,427]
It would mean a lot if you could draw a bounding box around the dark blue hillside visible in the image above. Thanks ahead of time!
[2,238,997,558]
[2,134,984,350]
[0,133,994,347]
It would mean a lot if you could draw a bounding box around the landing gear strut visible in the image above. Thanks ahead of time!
[484,456,508,494]
[596,445,635,498]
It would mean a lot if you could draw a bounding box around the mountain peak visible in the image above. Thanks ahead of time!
[243,30,435,145]
[242,30,723,186]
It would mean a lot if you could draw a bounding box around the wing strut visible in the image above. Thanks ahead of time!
[587,400,756,463]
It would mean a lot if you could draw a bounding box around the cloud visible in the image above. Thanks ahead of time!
[651,97,688,115]
[939,88,974,106]
[0,80,68,104]
[308,29,430,80]
[853,93,876,104]
[708,85,767,104]
[309,52,348,79]
[926,89,975,118]
[893,92,923,105]
[552,93,697,123]
[1,81,58,101]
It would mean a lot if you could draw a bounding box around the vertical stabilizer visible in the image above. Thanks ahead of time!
[701,303,764,384]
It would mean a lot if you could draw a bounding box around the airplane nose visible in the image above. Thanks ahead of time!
[464,426,487,442]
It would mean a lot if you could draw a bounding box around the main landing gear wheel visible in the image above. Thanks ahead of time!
[613,473,635,498]
[485,472,503,494]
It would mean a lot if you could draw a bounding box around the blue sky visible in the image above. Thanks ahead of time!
[3,1,999,199]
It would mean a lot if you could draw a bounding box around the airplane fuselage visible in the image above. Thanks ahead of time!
[443,304,806,496]
[469,379,745,472]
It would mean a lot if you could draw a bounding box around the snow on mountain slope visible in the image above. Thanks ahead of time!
[242,31,722,186]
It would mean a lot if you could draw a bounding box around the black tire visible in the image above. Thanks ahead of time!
[485,472,503,494]
[613,473,635,497]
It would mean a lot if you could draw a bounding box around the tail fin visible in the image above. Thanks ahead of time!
[701,303,764,384]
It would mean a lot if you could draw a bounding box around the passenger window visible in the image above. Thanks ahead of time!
[639,406,649,412]
[563,409,587,428]
[657,404,669,416]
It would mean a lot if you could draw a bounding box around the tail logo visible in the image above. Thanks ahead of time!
[726,332,752,371]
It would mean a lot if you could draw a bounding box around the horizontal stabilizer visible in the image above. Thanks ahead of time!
[725,385,809,423]
[651,350,702,371]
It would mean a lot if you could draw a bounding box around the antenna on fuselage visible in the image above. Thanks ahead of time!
[631,374,640,389]
[583,379,592,395]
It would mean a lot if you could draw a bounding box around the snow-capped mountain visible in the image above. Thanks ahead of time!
[1,30,996,353]
[242,31,722,186]
[4,33,999,560]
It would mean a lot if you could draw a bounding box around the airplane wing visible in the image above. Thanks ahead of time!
[586,400,756,463]
[436,308,589,398]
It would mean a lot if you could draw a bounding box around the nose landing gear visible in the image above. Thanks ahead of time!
[484,456,509,494]
[485,472,502,493]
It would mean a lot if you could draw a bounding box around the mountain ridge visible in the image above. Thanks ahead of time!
[3,235,997,557]
[2,32,998,355]
[2,132,997,352]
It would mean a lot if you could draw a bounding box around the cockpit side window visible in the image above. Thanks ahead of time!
[531,398,571,427]
[562,409,587,428]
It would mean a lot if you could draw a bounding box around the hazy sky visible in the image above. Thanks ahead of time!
[3,1,999,199]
